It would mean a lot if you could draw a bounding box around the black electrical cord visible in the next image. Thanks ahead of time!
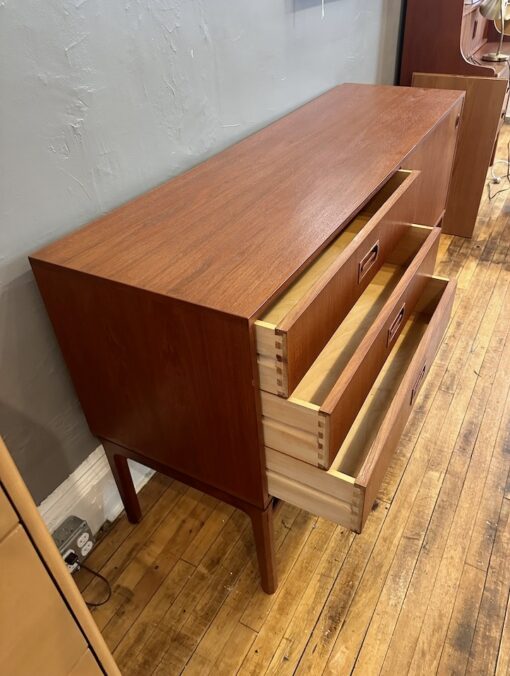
[488,138,510,200]
[79,562,112,607]
[64,550,112,607]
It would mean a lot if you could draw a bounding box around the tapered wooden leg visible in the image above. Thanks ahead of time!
[249,500,277,594]
[103,441,142,523]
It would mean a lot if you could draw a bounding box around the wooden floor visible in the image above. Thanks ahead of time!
[77,130,510,676]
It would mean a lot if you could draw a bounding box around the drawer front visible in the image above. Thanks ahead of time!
[261,225,440,469]
[266,277,455,533]
[354,278,455,528]
[0,484,18,542]
[0,525,87,675]
[256,169,420,397]
[321,226,440,467]
[267,468,358,531]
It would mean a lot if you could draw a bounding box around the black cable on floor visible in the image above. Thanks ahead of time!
[79,562,112,607]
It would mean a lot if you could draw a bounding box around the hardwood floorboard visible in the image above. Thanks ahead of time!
[381,199,510,676]
[79,126,510,675]
[295,502,388,675]
[437,562,487,675]
[75,473,172,592]
[407,302,510,674]
[379,263,510,673]
[467,466,510,674]
[496,574,510,676]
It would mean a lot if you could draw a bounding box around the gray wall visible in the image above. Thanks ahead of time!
[0,0,404,504]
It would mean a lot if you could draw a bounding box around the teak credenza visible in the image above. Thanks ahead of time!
[30,85,464,593]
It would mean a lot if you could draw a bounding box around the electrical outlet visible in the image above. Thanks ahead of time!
[53,516,95,570]
[77,532,89,548]
[81,540,93,557]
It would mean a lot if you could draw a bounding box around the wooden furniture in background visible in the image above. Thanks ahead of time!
[400,0,509,238]
[0,437,119,676]
[29,84,463,593]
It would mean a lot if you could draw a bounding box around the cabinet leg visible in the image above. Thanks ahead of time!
[249,500,277,594]
[102,440,276,591]
[103,442,142,523]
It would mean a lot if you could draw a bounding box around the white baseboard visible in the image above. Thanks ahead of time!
[38,445,155,535]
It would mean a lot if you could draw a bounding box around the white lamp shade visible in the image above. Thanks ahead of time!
[480,0,510,20]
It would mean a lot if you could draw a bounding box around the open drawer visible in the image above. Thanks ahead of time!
[266,276,456,533]
[261,223,440,469]
[255,169,420,398]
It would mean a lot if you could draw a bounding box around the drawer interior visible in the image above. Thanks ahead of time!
[284,223,431,408]
[331,277,446,478]
[260,170,413,327]
[261,223,437,467]
[266,276,451,532]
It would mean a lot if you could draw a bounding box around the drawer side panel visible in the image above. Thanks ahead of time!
[322,227,441,467]
[356,278,456,528]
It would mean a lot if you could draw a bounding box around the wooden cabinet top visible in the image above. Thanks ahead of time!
[31,84,462,319]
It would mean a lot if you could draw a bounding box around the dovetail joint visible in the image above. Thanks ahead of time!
[274,331,288,397]
[317,416,326,466]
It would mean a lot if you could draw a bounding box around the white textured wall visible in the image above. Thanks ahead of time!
[0,0,403,502]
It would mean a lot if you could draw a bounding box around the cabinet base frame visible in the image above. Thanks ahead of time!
[102,440,278,595]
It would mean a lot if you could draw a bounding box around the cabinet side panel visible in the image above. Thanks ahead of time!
[30,263,267,509]
[403,100,463,227]
[413,73,507,238]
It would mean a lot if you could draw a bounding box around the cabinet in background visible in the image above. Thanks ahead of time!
[400,0,509,238]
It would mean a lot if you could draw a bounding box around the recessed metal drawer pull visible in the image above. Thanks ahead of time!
[411,363,427,405]
[387,303,406,346]
[358,241,380,283]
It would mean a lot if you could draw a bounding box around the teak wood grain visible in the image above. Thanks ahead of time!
[274,171,421,397]
[31,84,462,319]
[260,225,441,470]
[31,266,267,509]
[413,73,508,238]
[74,127,510,674]
[355,277,456,528]
[265,276,455,534]
[321,227,440,467]
[402,106,463,228]
[29,84,463,593]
